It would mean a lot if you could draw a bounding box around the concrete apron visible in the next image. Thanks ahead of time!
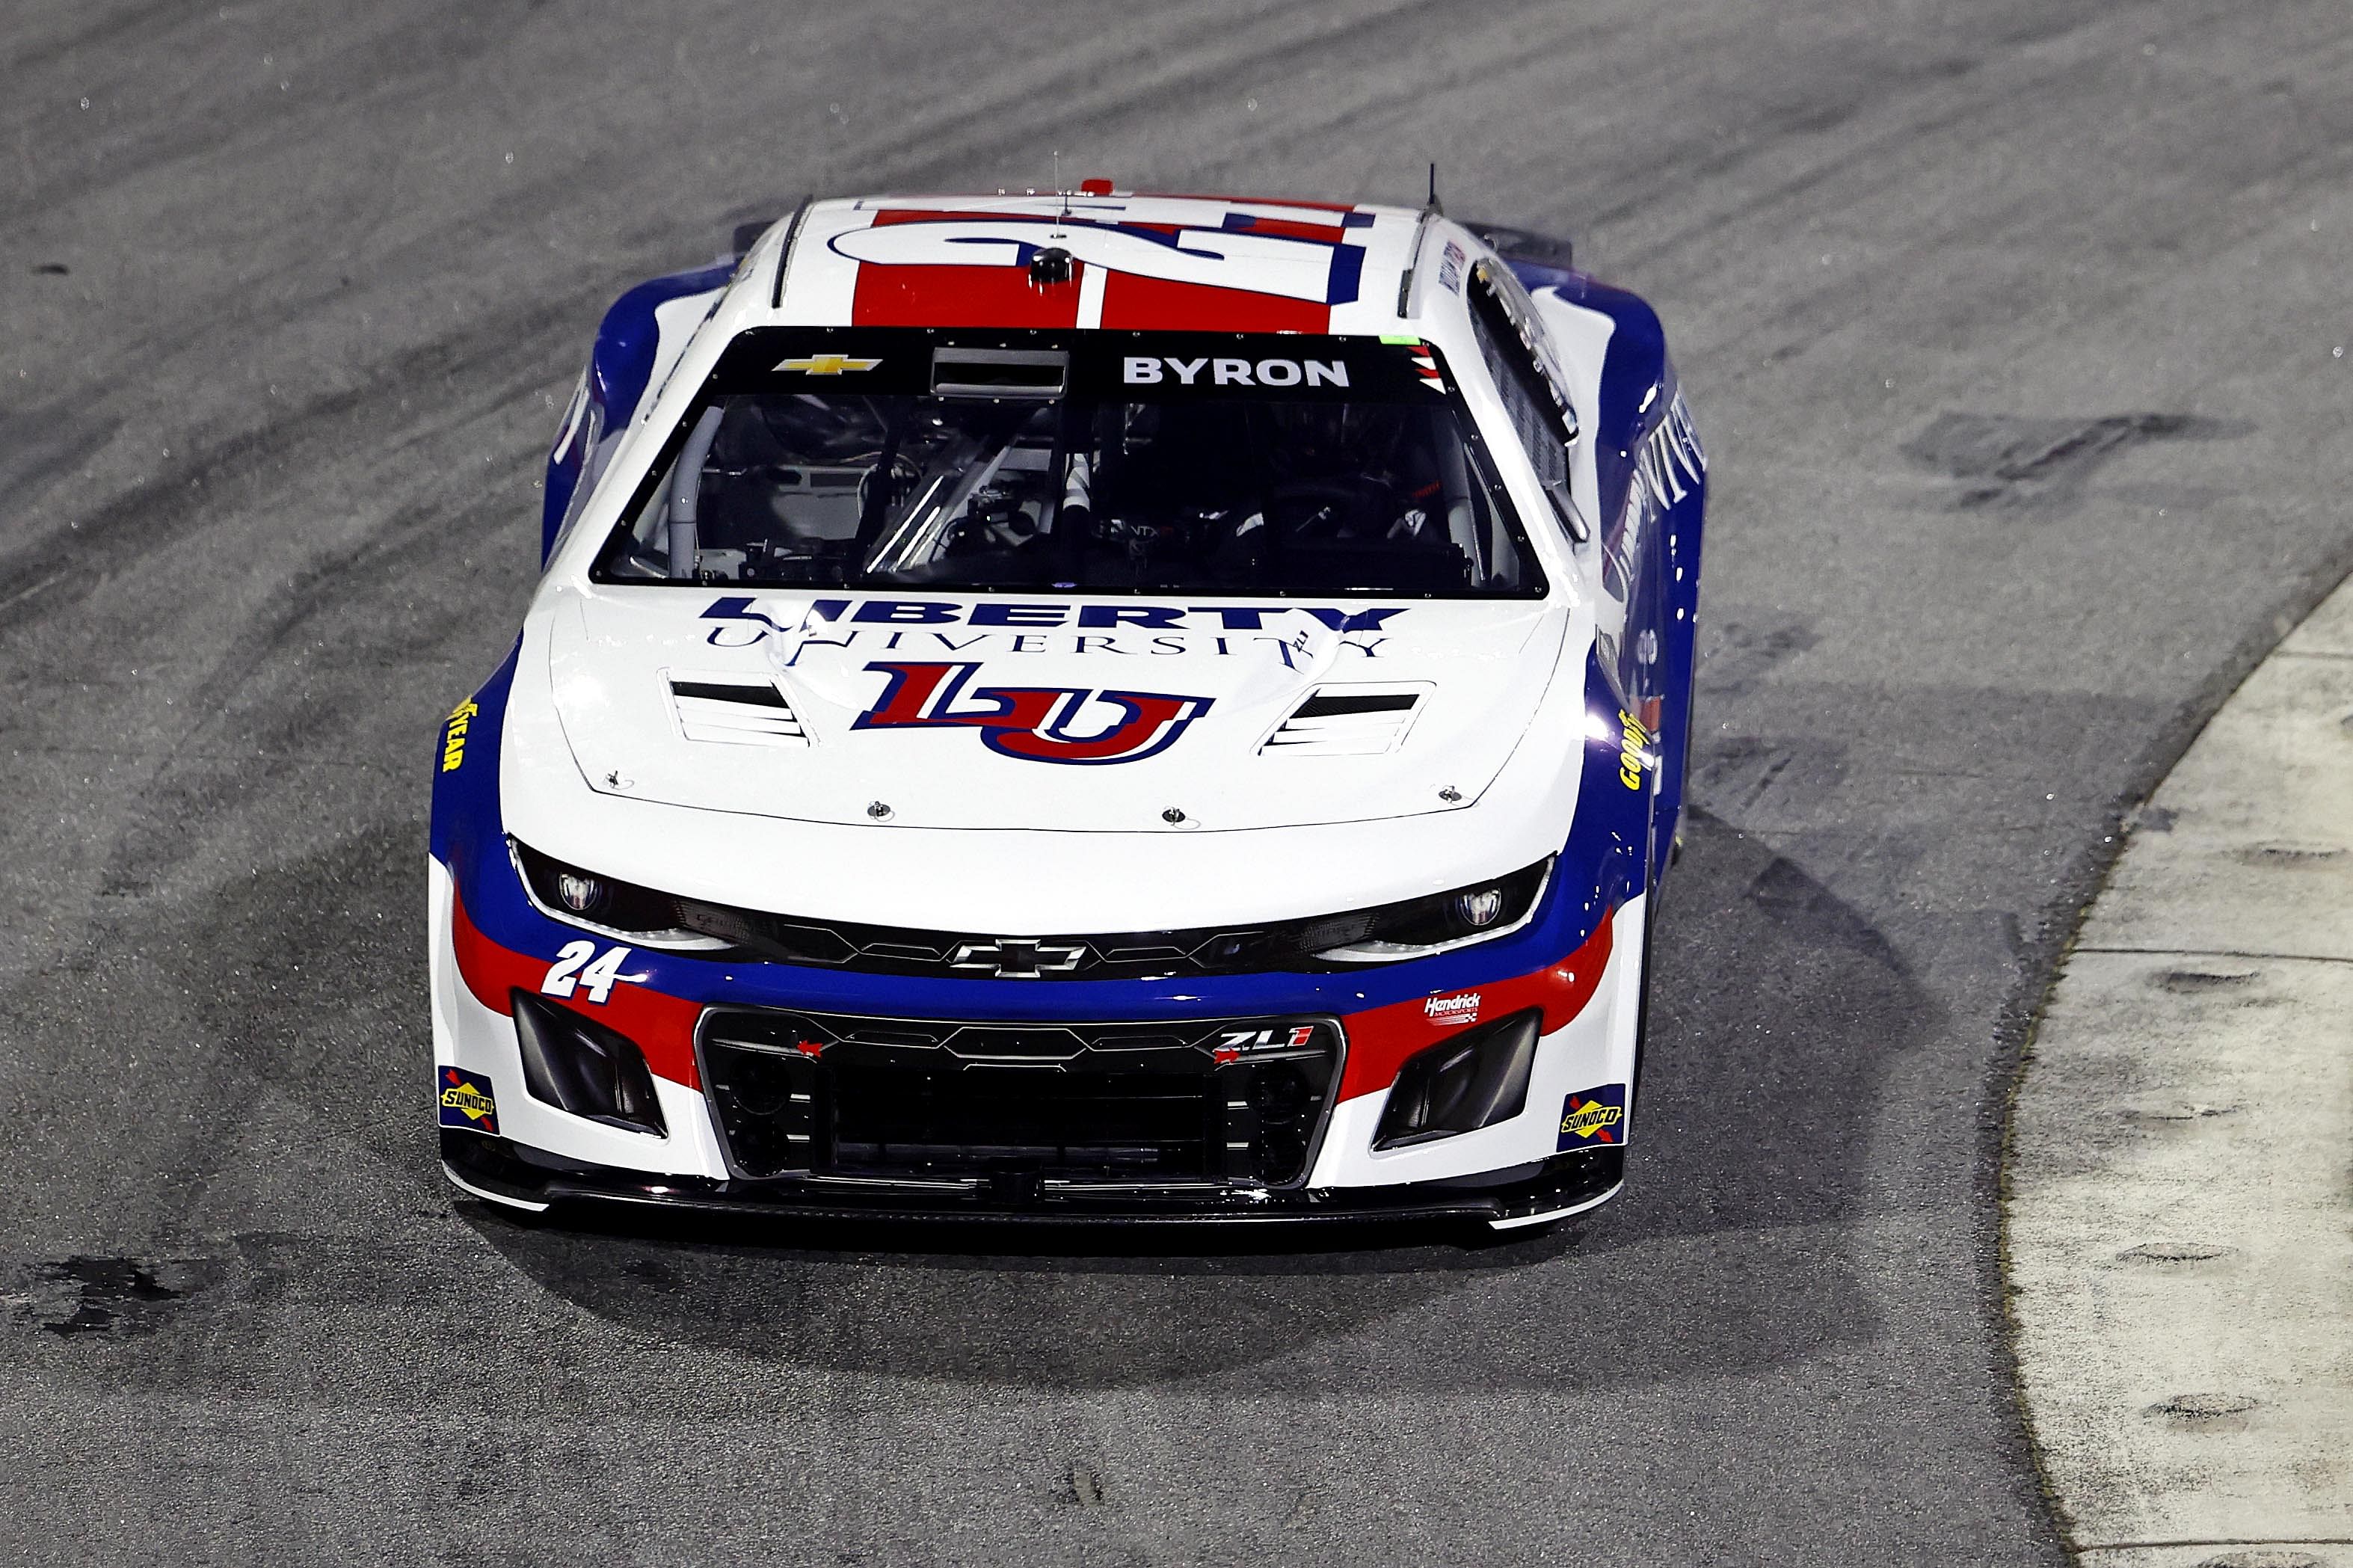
[2008,574,2353,1567]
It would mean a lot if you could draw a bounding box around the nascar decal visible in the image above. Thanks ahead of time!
[437,1066,499,1134]
[830,212,1366,307]
[852,661,1211,764]
[1558,1085,1626,1149]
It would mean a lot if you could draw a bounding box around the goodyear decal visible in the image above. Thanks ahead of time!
[440,698,479,773]
[1617,708,1651,790]
[437,1066,499,1134]
[1557,1085,1625,1149]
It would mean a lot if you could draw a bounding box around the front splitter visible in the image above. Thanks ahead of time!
[440,1131,1623,1229]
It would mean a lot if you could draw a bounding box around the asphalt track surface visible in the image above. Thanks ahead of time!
[3,3,2350,1563]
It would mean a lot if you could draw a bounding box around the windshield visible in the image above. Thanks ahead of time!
[591,328,1542,597]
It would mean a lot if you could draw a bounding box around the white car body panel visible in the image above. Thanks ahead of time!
[430,191,1694,1220]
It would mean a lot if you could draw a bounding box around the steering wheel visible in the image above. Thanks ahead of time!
[1256,476,1397,539]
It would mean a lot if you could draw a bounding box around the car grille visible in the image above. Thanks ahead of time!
[513,840,1551,981]
[697,1008,1344,1193]
[671,902,1386,980]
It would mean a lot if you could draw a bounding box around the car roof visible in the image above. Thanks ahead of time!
[766,191,1433,336]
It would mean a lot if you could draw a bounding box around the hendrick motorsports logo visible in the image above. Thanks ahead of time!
[1423,991,1480,1024]
[852,660,1212,765]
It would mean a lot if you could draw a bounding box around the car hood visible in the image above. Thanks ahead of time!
[544,587,1568,833]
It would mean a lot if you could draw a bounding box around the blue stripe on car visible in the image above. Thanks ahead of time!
[440,648,1653,1027]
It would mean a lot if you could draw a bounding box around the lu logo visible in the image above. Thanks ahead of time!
[852,662,1212,765]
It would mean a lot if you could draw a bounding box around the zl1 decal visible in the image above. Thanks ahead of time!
[1209,1024,1320,1064]
[853,661,1212,765]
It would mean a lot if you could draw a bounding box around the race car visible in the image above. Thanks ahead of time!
[429,185,1706,1229]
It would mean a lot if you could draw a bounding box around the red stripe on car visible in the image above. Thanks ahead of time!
[449,889,705,1089]
[851,261,1086,327]
[1334,911,1617,1104]
[1098,272,1328,332]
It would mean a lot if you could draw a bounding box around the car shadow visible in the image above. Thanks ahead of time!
[461,807,1932,1393]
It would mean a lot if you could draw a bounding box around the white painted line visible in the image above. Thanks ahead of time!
[2072,1543,2353,1568]
[2007,571,2353,1561]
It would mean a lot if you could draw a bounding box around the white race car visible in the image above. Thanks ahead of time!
[429,186,1705,1229]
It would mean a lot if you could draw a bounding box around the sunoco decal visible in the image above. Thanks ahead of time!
[1557,1085,1625,1149]
[437,1067,499,1135]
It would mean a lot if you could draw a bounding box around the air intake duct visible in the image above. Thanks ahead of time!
[510,991,668,1137]
[1373,1009,1541,1149]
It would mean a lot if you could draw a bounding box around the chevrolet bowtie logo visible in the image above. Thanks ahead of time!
[774,353,882,375]
[947,938,1087,978]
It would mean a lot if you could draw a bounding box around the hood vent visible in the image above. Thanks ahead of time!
[666,672,809,746]
[1259,683,1430,757]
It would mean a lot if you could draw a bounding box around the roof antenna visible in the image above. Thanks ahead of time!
[1424,162,1443,218]
[1054,150,1070,228]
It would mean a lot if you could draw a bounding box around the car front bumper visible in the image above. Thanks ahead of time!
[429,856,1646,1231]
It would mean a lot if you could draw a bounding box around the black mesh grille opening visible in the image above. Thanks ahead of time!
[828,1063,1211,1179]
[699,1009,1341,1190]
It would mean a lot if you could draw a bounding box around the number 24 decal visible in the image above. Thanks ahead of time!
[542,941,637,1005]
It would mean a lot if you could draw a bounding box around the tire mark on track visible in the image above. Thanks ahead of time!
[0,0,548,233]
[90,485,530,900]
[0,288,588,645]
